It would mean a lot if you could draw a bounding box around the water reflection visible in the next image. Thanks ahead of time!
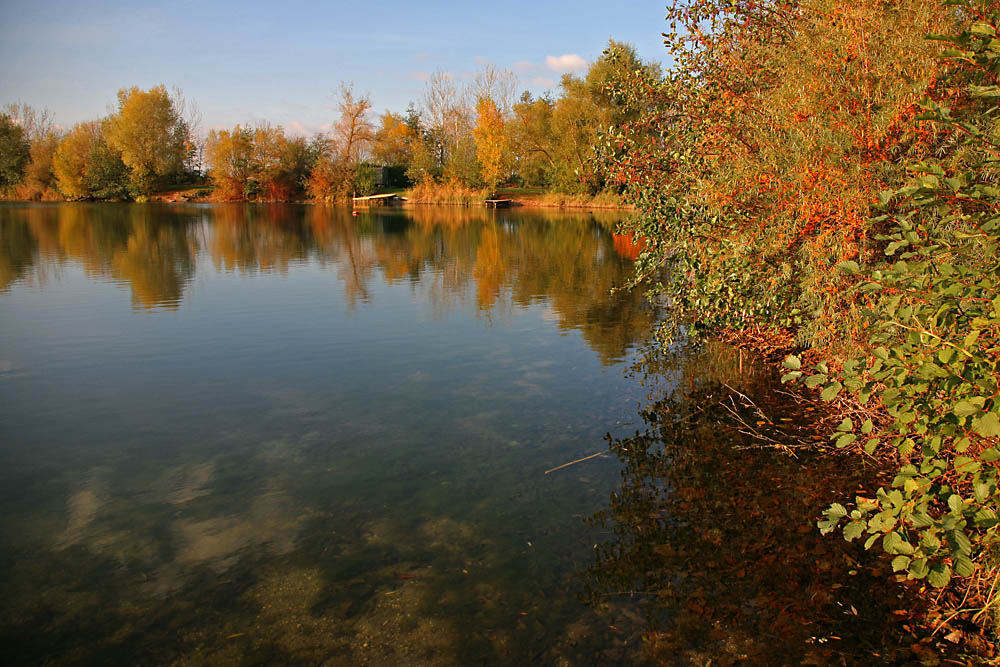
[0,203,651,363]
[1,203,197,309]
[586,343,924,664]
[0,202,654,664]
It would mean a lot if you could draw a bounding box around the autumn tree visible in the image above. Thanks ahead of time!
[21,133,60,200]
[473,96,510,195]
[2,103,60,199]
[307,84,376,201]
[205,126,253,200]
[53,120,132,200]
[331,84,374,165]
[510,92,556,187]
[205,122,309,201]
[52,121,128,199]
[372,110,417,168]
[53,121,101,199]
[105,85,189,196]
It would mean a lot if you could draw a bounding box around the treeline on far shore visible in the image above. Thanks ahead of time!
[0,40,656,205]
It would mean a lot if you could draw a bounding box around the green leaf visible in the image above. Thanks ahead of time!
[836,434,857,449]
[975,507,999,528]
[908,558,929,579]
[927,563,952,588]
[982,447,1000,462]
[864,438,880,455]
[780,371,802,383]
[836,418,853,432]
[837,260,861,275]
[954,556,975,578]
[891,555,911,572]
[804,374,828,388]
[954,457,980,474]
[948,494,965,513]
[843,521,864,542]
[954,400,982,417]
[950,529,973,557]
[884,531,915,555]
[827,503,848,519]
[820,382,843,402]
[974,412,1000,438]
[782,355,801,370]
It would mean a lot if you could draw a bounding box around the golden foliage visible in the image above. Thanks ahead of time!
[472,96,510,195]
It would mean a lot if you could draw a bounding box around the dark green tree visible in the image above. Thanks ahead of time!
[0,114,30,189]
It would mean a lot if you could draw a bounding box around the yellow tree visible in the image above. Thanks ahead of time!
[205,127,253,200]
[53,121,101,199]
[472,96,510,195]
[105,85,188,196]
[372,111,417,167]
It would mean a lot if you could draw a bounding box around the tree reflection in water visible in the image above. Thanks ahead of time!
[0,202,652,364]
[586,343,930,665]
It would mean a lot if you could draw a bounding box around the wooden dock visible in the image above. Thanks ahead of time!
[352,193,404,206]
[484,199,513,208]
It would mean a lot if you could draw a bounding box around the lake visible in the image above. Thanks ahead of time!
[0,203,920,665]
[0,203,659,665]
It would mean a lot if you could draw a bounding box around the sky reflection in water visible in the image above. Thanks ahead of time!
[0,203,657,665]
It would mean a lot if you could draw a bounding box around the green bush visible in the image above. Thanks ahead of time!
[798,3,1000,593]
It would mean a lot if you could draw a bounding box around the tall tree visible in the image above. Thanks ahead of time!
[331,83,374,165]
[510,92,556,186]
[472,65,518,116]
[105,85,189,196]
[3,103,60,199]
[421,70,470,172]
[473,96,510,195]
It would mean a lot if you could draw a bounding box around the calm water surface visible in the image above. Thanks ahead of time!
[0,203,656,665]
[0,203,920,665]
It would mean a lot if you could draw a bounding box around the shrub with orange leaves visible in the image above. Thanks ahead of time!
[601,0,958,355]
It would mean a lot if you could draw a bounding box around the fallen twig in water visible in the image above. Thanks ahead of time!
[544,451,606,475]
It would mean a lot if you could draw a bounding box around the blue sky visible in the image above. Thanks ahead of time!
[0,0,670,136]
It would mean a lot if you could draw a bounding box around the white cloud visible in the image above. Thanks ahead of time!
[409,71,430,82]
[545,54,587,73]
[530,77,556,88]
[474,55,491,66]
[285,121,309,138]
